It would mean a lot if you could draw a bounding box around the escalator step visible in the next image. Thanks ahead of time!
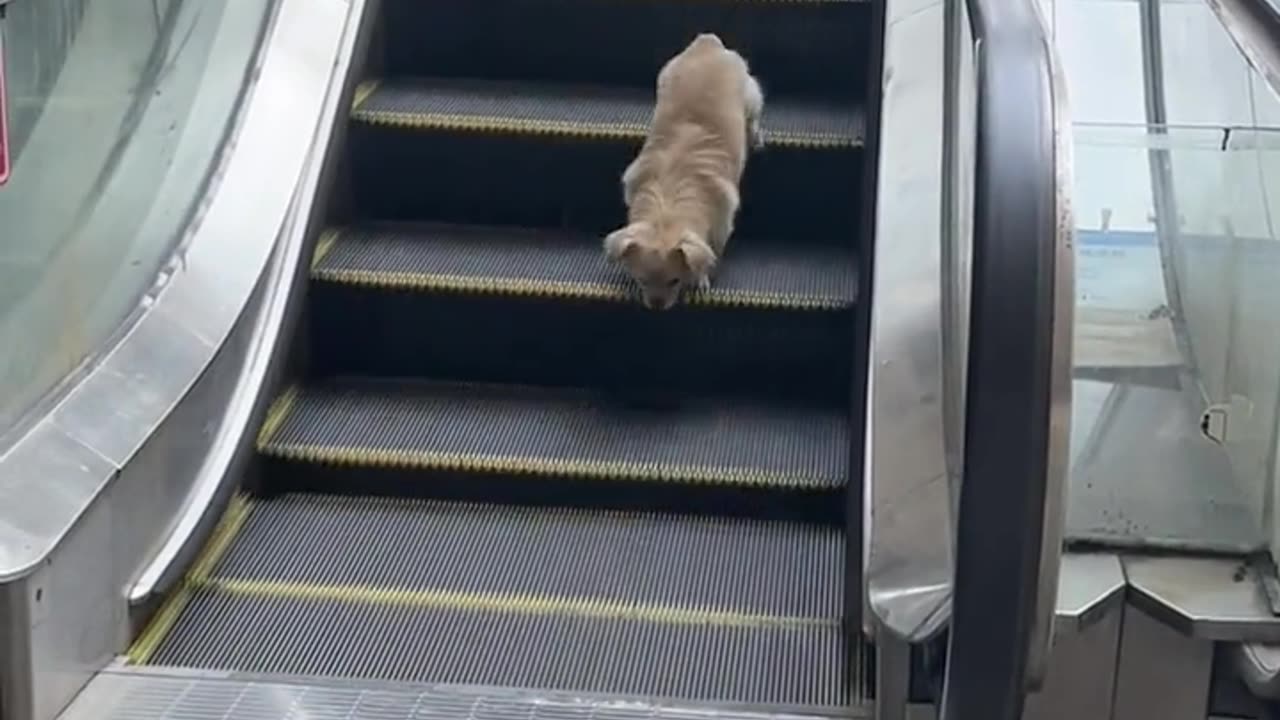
[382,0,870,99]
[133,494,866,708]
[256,379,848,517]
[352,78,865,149]
[345,78,863,239]
[312,223,858,310]
[258,380,847,488]
[203,494,844,622]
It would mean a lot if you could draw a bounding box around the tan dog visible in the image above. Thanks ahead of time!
[604,33,764,310]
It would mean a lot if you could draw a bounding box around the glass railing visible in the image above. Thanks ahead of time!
[0,0,276,438]
[1069,123,1280,554]
[1053,0,1280,558]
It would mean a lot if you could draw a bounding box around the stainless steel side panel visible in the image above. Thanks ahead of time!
[863,0,954,643]
[0,0,362,716]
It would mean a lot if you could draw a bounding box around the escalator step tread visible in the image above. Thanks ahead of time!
[258,379,848,489]
[213,493,844,618]
[352,77,865,148]
[313,223,858,310]
[136,495,864,708]
[153,589,853,705]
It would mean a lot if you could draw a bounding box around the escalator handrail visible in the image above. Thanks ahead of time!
[941,0,1069,716]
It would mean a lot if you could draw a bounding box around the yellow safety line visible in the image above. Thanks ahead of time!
[310,265,850,311]
[202,576,838,630]
[351,79,381,111]
[349,108,860,150]
[128,495,254,664]
[311,228,340,270]
[256,386,301,448]
[258,440,834,490]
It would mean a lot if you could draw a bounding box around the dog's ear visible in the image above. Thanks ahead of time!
[604,225,641,261]
[675,230,717,276]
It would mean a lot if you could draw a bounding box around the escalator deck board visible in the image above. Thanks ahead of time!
[352,78,865,148]
[313,223,858,310]
[257,379,849,489]
[131,494,866,709]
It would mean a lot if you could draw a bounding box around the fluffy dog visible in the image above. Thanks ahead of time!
[604,33,764,310]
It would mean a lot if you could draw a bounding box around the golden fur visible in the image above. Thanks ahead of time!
[604,33,764,310]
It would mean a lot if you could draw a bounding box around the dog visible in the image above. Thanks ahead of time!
[604,33,764,310]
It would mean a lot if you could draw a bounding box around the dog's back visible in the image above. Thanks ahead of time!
[621,35,757,253]
[650,34,751,175]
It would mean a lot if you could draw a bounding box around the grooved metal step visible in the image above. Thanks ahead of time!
[129,494,866,709]
[351,78,865,149]
[312,224,858,310]
[257,380,849,491]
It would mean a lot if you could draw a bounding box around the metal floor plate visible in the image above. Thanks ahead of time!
[60,670,871,720]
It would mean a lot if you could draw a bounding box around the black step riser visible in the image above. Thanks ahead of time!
[382,0,871,99]
[308,285,855,404]
[259,459,845,524]
[347,126,863,243]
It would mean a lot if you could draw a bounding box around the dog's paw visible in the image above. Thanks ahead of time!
[693,275,712,292]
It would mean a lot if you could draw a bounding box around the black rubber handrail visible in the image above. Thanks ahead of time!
[1205,0,1280,102]
[939,0,1064,716]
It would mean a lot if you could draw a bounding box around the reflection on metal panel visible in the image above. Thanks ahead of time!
[1,0,88,161]
[1029,15,1075,688]
[1235,641,1280,700]
[864,0,953,642]
[1024,564,1123,720]
[1,18,9,186]
[1111,602,1213,720]
[1053,553,1126,635]
[1126,555,1280,641]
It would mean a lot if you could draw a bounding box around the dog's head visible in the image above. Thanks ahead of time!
[604,222,716,310]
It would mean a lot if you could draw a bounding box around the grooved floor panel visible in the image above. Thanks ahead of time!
[259,380,849,489]
[352,78,865,148]
[60,673,873,720]
[212,494,844,618]
[313,224,858,309]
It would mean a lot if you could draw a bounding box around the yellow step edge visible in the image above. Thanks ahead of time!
[258,439,835,490]
[349,108,859,150]
[256,385,301,448]
[351,79,381,111]
[201,575,838,630]
[128,495,254,664]
[311,228,341,270]
[311,265,850,311]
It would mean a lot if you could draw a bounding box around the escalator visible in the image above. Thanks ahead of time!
[122,0,875,713]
